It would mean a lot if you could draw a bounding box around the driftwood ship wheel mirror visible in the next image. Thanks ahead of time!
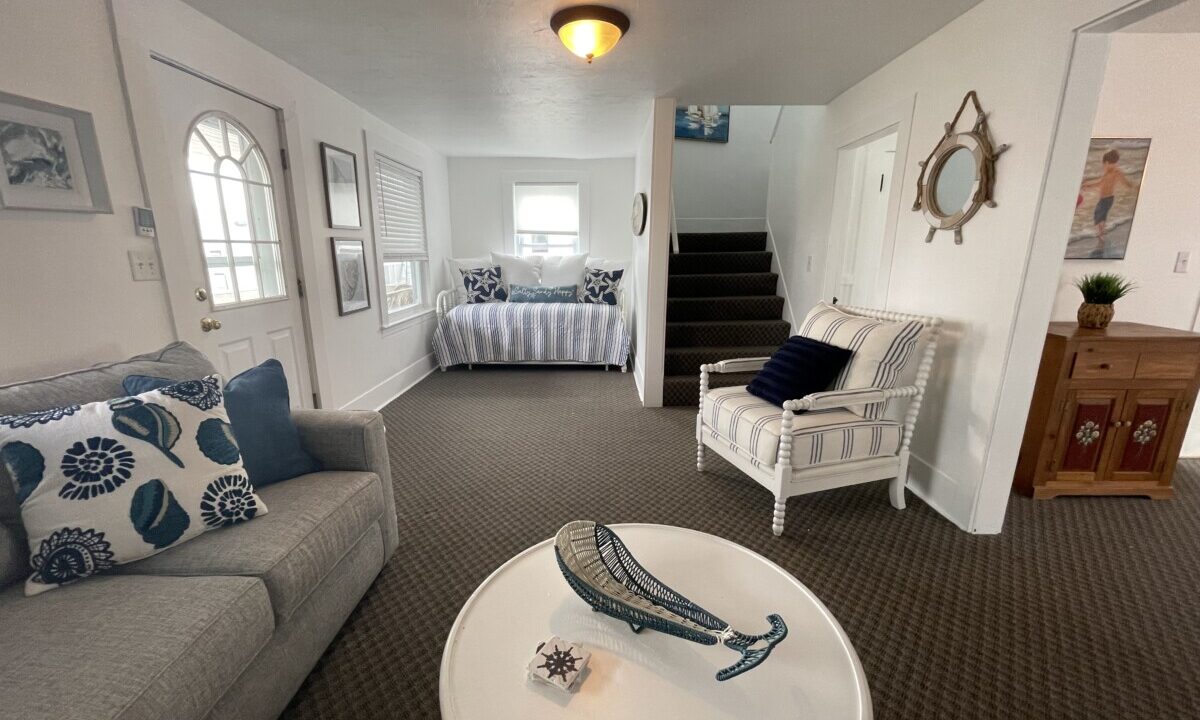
[913,91,1009,244]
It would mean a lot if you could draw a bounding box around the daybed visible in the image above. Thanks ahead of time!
[433,288,631,371]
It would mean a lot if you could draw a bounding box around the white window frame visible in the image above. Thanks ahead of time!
[501,170,590,256]
[364,131,434,330]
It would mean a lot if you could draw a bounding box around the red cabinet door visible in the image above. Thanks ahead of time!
[1054,391,1124,484]
[1106,390,1181,483]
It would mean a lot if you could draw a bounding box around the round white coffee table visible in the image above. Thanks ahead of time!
[440,524,872,719]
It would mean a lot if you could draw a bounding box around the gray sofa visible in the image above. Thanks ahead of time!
[0,342,398,720]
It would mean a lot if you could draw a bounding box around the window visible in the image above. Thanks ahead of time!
[186,113,285,307]
[371,151,428,323]
[513,182,580,256]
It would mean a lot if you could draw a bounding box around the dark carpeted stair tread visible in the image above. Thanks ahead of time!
[662,372,758,406]
[665,319,791,349]
[668,273,778,298]
[663,346,777,376]
[667,295,786,322]
[677,232,767,253]
[669,251,772,275]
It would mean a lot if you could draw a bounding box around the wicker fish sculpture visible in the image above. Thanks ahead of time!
[554,520,788,681]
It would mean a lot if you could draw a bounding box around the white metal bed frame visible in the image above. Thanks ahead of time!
[696,305,943,536]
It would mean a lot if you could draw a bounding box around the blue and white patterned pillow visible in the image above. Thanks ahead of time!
[582,267,624,305]
[509,284,578,303]
[0,375,266,595]
[460,265,508,303]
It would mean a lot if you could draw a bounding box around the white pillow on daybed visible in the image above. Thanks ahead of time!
[540,253,589,288]
[490,252,543,288]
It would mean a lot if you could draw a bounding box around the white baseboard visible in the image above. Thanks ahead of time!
[676,217,766,234]
[763,218,797,329]
[340,352,436,411]
[906,452,983,533]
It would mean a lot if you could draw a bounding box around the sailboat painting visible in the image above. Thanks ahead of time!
[675,105,730,143]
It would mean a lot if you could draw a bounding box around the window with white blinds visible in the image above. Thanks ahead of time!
[374,153,428,261]
[371,150,428,324]
[512,182,581,256]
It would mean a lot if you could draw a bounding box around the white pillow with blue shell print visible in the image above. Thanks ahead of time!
[0,375,266,595]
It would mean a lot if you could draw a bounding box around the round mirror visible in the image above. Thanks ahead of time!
[932,146,976,216]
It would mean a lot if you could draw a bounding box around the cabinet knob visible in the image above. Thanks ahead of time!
[1099,363,1110,370]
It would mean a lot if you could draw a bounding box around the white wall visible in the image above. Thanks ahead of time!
[1051,33,1200,330]
[762,0,1146,533]
[766,106,835,328]
[673,105,779,233]
[446,157,633,261]
[0,0,175,383]
[631,98,675,406]
[106,0,453,411]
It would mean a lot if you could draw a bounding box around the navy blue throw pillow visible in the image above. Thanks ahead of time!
[509,284,578,303]
[746,336,854,409]
[460,266,508,303]
[582,267,623,305]
[123,359,321,488]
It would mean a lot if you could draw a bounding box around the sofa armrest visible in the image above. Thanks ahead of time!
[701,357,771,374]
[782,385,919,412]
[292,409,398,561]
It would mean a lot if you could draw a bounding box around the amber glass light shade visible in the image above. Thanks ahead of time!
[550,6,630,63]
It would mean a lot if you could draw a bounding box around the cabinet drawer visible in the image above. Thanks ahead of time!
[1071,352,1137,379]
[1135,352,1200,380]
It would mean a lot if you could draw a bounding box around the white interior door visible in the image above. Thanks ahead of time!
[147,61,313,408]
[824,130,898,307]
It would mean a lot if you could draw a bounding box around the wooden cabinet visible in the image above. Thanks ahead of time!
[1015,322,1200,499]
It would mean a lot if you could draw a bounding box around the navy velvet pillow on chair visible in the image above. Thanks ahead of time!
[123,359,321,488]
[746,336,854,409]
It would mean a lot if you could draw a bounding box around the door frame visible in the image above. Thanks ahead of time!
[821,94,917,307]
[107,23,323,406]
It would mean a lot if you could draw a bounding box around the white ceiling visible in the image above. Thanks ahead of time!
[1123,0,1200,32]
[181,0,982,158]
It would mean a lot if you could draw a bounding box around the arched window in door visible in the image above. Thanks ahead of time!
[186,113,285,306]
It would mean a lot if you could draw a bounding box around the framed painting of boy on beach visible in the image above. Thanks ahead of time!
[1065,138,1150,259]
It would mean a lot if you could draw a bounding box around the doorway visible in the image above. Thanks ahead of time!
[824,128,899,308]
[145,59,314,408]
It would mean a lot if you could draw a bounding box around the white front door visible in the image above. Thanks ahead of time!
[147,60,313,407]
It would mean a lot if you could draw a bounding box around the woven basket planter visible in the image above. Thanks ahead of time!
[1077,302,1115,329]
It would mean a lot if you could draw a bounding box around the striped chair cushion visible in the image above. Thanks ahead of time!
[796,303,924,419]
[703,386,901,470]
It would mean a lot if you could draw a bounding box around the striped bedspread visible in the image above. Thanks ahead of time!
[433,302,630,368]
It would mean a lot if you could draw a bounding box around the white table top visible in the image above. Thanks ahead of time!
[440,524,872,719]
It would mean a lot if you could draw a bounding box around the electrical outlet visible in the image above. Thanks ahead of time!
[128,249,162,281]
[1175,251,1190,274]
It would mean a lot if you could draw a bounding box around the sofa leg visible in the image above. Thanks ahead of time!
[621,365,627,373]
[695,416,706,472]
[772,498,786,537]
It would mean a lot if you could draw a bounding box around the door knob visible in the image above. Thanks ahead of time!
[200,317,222,332]
[195,287,209,301]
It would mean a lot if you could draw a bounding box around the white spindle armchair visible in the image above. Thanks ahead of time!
[696,306,942,536]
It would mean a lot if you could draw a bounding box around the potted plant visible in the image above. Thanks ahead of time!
[1074,272,1135,329]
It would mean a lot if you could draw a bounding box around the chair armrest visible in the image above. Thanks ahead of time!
[291,409,398,561]
[782,385,919,412]
[701,357,771,374]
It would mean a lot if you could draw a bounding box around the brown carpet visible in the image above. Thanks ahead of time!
[281,367,1200,719]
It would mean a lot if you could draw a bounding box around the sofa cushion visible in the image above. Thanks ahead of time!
[113,471,383,623]
[0,574,273,720]
[703,386,901,469]
[0,343,215,591]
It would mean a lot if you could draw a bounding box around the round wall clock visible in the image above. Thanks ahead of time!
[631,192,648,236]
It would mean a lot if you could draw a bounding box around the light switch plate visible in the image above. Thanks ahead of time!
[128,249,162,281]
[1175,251,1190,274]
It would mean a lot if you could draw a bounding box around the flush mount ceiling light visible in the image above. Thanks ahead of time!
[550,5,630,64]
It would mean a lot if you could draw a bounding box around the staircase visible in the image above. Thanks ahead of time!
[662,231,790,406]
